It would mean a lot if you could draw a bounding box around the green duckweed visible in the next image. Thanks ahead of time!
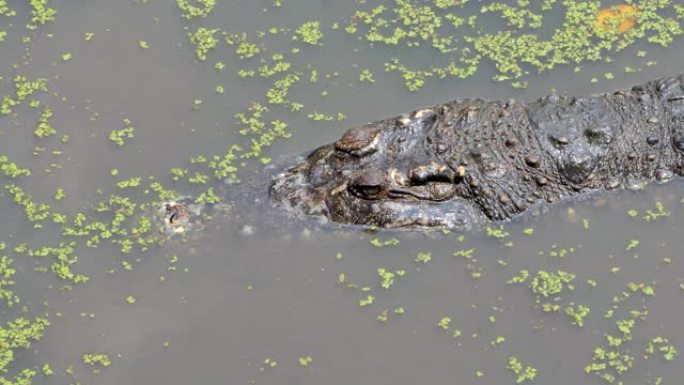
[645,337,678,361]
[625,239,639,251]
[346,0,683,90]
[530,270,575,298]
[485,225,509,238]
[0,320,49,383]
[415,251,432,264]
[359,69,375,83]
[377,268,395,289]
[41,364,53,376]
[189,27,220,61]
[82,353,112,367]
[507,357,537,384]
[438,316,451,330]
[53,188,65,201]
[33,108,56,138]
[369,238,400,247]
[1,76,48,116]
[643,201,670,221]
[583,282,664,383]
[0,256,19,307]
[226,33,261,60]
[6,184,52,228]
[29,0,56,27]
[0,257,50,384]
[116,177,142,189]
[176,0,215,19]
[377,309,390,323]
[108,119,135,146]
[293,21,324,45]
[359,294,374,307]
[0,156,31,178]
[0,0,16,17]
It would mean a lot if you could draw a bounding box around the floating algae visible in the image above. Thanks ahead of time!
[596,4,638,33]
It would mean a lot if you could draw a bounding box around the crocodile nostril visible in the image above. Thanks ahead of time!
[408,163,454,185]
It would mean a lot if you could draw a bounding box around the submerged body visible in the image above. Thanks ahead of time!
[271,74,684,230]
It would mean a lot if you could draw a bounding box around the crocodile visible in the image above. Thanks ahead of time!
[270,74,684,230]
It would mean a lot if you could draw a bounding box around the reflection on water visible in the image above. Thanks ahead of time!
[1,1,684,384]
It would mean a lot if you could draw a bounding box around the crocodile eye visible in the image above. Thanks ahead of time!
[351,185,382,199]
[349,168,386,199]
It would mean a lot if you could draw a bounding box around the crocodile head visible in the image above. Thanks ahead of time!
[270,109,484,229]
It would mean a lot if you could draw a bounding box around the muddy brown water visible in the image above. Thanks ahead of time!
[2,1,684,384]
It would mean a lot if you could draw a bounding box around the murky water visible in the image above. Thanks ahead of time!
[2,1,684,384]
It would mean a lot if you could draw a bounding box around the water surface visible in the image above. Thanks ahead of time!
[2,1,684,384]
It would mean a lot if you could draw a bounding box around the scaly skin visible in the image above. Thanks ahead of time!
[270,74,684,230]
